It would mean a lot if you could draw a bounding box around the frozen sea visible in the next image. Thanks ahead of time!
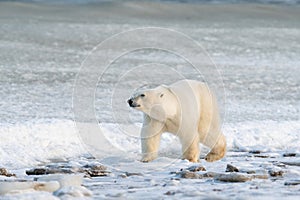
[0,0,299,199]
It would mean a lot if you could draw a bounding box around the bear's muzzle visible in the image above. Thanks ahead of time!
[127,98,140,108]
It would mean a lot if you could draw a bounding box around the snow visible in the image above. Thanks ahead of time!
[225,121,300,152]
[1,120,299,199]
[1,120,298,170]
[0,0,299,199]
[0,121,85,169]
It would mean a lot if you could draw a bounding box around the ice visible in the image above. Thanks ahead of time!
[0,121,85,169]
[225,121,300,152]
[0,181,60,195]
[2,191,59,200]
[36,174,83,188]
[53,186,92,198]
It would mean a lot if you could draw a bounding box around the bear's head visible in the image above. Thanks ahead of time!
[127,85,177,122]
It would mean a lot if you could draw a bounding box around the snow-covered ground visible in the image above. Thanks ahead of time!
[0,1,299,199]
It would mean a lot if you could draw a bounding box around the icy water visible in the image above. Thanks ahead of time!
[0,1,300,199]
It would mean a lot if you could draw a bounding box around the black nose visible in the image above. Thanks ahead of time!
[127,99,133,106]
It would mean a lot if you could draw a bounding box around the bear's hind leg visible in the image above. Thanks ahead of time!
[205,133,226,162]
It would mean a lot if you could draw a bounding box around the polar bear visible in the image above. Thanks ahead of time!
[127,79,226,163]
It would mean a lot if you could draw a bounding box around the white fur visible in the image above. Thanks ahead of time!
[129,80,226,162]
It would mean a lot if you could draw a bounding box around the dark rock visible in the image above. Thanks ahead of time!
[26,162,110,177]
[252,174,268,179]
[26,168,48,175]
[26,168,73,175]
[83,164,107,171]
[281,162,300,167]
[178,171,203,179]
[80,164,109,177]
[214,173,252,182]
[0,168,16,177]
[203,172,218,178]
[268,170,284,177]
[284,180,300,186]
[125,172,143,177]
[226,164,239,172]
[186,165,206,172]
[178,171,218,179]
[253,154,269,158]
[283,153,297,157]
[249,150,261,154]
[86,170,109,177]
[164,191,176,195]
[85,156,96,160]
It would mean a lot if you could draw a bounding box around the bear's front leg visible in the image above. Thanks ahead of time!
[140,115,165,162]
[181,134,200,163]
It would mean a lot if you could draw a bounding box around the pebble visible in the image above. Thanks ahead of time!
[284,180,300,186]
[178,171,203,179]
[283,153,297,157]
[186,165,206,172]
[226,164,239,172]
[26,168,73,175]
[214,173,252,182]
[249,150,261,154]
[268,170,284,177]
[0,168,16,177]
[164,191,176,195]
[281,162,300,167]
[125,172,143,177]
[26,163,110,177]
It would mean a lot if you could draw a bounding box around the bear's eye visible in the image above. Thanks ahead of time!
[140,94,145,97]
[160,94,164,98]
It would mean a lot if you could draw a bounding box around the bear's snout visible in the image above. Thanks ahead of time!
[127,98,140,108]
[127,98,133,106]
